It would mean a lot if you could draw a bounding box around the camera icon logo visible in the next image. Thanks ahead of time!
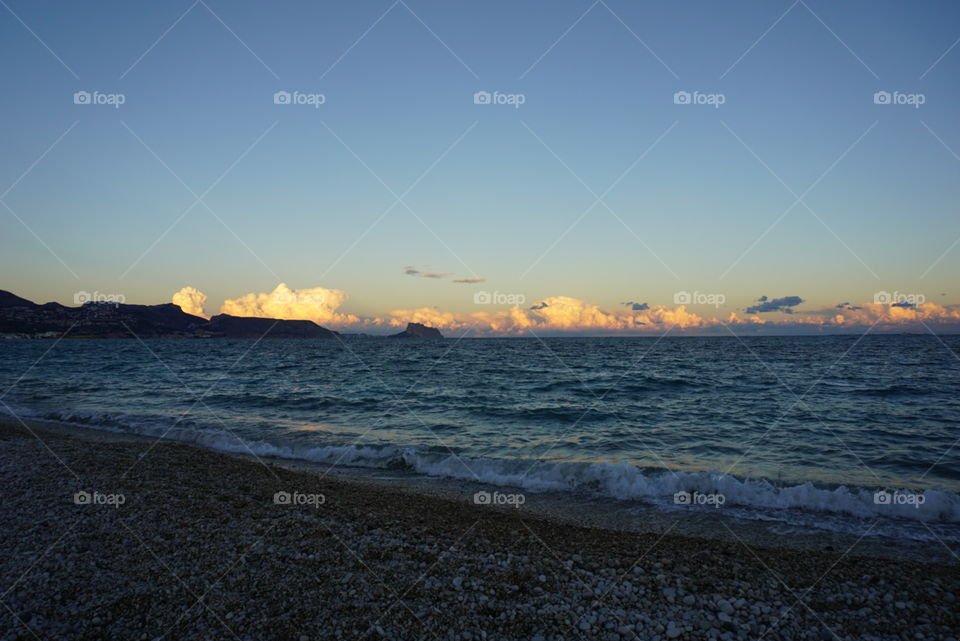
[73,91,91,105]
[74,490,92,505]
[474,291,492,305]
[273,491,291,505]
[73,291,91,304]
[673,491,692,505]
[873,91,891,105]
[473,491,492,505]
[673,91,691,105]
[473,91,491,105]
[673,291,692,305]
[873,291,892,304]
[873,490,891,505]
[274,91,291,105]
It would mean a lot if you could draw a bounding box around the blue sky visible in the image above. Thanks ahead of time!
[1,0,958,329]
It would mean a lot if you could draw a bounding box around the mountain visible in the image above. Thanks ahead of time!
[0,290,39,309]
[205,314,337,339]
[389,322,443,339]
[0,290,337,338]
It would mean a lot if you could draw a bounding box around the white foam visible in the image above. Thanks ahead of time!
[6,406,959,536]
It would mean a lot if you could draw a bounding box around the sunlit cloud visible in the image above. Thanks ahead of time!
[451,277,487,283]
[171,286,208,319]
[220,283,359,325]
[176,284,960,335]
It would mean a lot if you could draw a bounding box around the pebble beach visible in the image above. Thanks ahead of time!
[1,417,957,641]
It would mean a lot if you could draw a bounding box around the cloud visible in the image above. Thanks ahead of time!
[451,277,487,283]
[404,265,452,279]
[220,283,358,326]
[622,301,650,311]
[383,297,713,334]
[746,295,804,314]
[172,286,208,318]
[835,302,862,310]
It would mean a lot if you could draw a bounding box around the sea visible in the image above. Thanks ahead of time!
[2,334,958,544]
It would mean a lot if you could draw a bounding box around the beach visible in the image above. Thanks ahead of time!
[1,416,957,641]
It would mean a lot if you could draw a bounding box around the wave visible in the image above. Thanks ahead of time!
[5,406,960,539]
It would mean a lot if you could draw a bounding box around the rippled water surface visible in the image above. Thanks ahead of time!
[2,335,959,538]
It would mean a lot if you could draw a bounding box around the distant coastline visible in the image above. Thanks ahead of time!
[0,290,443,340]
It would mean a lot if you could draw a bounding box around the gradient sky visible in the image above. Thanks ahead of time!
[1,1,959,330]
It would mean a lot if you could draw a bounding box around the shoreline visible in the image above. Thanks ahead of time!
[3,414,957,565]
[2,415,958,640]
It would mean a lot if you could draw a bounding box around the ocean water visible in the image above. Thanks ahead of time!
[2,335,959,541]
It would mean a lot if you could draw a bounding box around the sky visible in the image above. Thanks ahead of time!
[1,0,959,335]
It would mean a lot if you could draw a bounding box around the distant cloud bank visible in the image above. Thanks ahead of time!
[171,285,960,335]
